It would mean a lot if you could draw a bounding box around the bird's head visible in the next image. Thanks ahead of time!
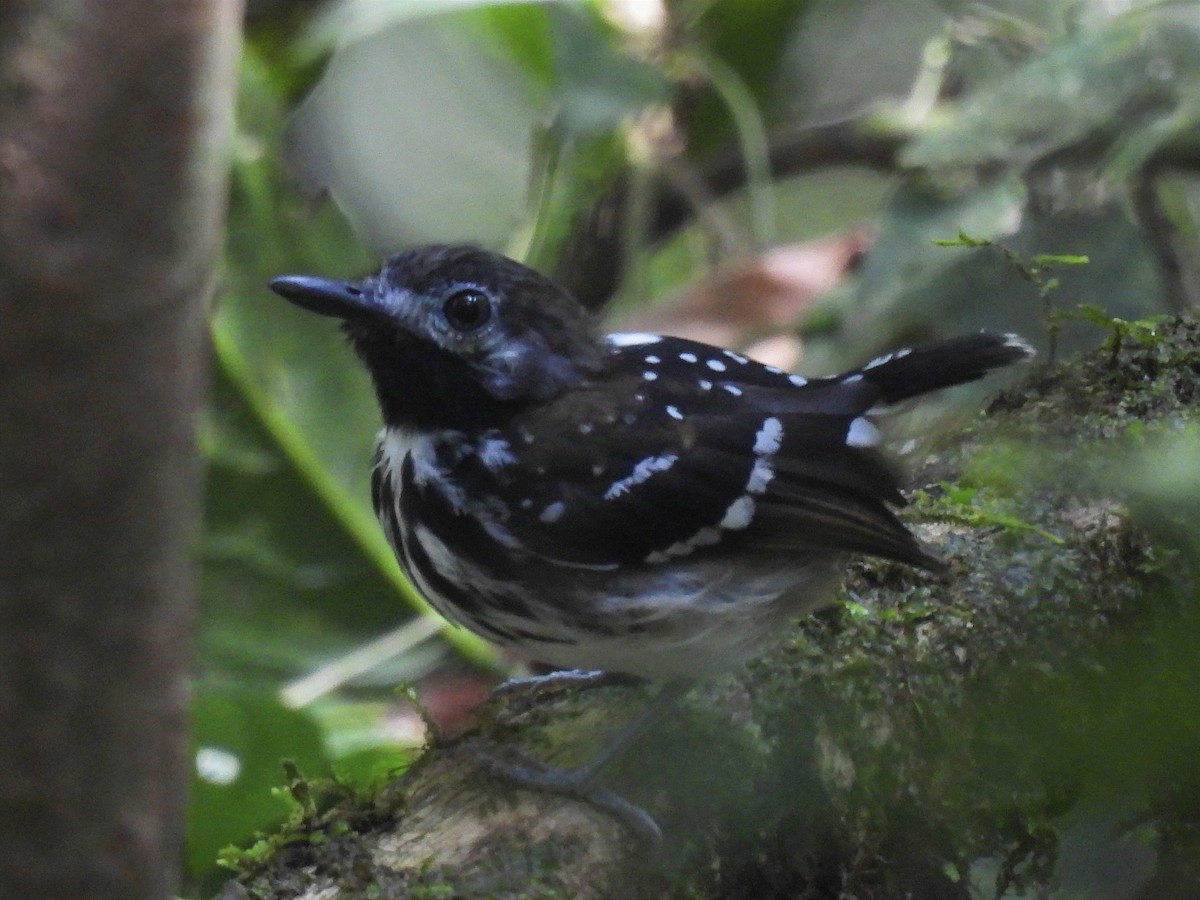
[270,245,605,431]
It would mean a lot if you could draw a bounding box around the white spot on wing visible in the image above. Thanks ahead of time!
[699,380,713,391]
[688,527,721,548]
[666,405,683,420]
[645,355,661,364]
[701,416,784,535]
[720,496,755,530]
[643,370,658,381]
[539,501,566,523]
[864,347,912,369]
[607,332,662,347]
[706,359,727,372]
[656,526,722,561]
[788,374,808,387]
[723,349,748,364]
[842,373,864,384]
[604,453,678,500]
[579,422,593,435]
[721,384,743,396]
[477,436,515,469]
[746,458,774,494]
[679,352,698,363]
[846,416,881,448]
[753,417,784,455]
[744,418,783,496]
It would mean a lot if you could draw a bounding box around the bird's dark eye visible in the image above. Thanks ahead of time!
[442,289,492,331]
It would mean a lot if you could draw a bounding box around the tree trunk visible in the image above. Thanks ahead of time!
[0,3,242,897]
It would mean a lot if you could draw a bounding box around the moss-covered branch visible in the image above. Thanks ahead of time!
[227,319,1200,900]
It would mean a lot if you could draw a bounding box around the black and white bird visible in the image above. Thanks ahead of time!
[270,244,1032,837]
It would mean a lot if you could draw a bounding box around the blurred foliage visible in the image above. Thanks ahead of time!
[192,0,1200,894]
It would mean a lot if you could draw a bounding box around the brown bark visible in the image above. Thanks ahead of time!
[0,3,243,898]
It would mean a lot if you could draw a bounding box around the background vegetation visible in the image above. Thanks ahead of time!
[32,0,1193,895]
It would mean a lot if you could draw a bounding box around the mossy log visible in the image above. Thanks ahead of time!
[227,319,1200,900]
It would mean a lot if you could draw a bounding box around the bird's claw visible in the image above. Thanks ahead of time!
[471,744,663,851]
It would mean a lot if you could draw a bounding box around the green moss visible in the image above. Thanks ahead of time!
[228,317,1200,899]
[910,482,1067,545]
[671,317,1200,898]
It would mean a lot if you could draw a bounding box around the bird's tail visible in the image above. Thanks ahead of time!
[855,333,1035,405]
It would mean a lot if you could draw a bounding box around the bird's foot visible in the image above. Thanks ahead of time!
[472,744,663,850]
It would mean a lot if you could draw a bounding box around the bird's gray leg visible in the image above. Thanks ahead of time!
[474,680,692,847]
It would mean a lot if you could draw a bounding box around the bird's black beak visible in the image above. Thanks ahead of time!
[268,275,375,319]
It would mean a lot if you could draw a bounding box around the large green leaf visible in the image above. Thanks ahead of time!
[213,44,495,673]
[202,364,455,681]
[285,0,627,256]
[904,16,1200,174]
[186,687,329,880]
[192,44,491,878]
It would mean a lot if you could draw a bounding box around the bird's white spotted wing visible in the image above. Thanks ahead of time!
[441,335,934,570]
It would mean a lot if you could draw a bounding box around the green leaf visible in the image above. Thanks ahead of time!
[214,42,496,673]
[687,0,815,154]
[904,18,1200,173]
[931,229,993,248]
[187,688,329,880]
[285,2,557,254]
[1030,253,1089,267]
[546,4,667,138]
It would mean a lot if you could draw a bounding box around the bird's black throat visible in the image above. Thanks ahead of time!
[343,318,523,432]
